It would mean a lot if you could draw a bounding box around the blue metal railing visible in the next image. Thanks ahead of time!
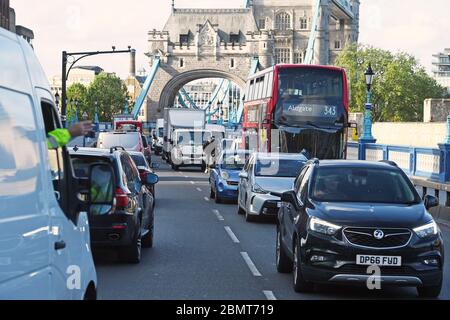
[348,142,442,181]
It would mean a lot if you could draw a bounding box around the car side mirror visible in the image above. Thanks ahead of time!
[239,172,249,180]
[281,191,298,206]
[89,164,115,216]
[146,172,159,185]
[424,195,439,210]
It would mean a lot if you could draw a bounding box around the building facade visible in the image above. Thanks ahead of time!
[145,0,360,122]
[0,0,34,45]
[49,66,104,96]
[0,0,10,30]
[433,49,450,94]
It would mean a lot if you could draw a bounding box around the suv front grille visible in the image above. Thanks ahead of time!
[343,227,412,249]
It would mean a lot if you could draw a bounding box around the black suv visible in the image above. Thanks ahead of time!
[277,160,444,298]
[69,147,159,264]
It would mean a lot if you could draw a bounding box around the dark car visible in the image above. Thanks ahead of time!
[129,151,156,205]
[277,160,444,298]
[69,147,159,264]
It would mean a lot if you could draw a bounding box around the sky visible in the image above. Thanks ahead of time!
[9,0,450,79]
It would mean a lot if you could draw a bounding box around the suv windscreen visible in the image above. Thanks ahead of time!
[311,167,421,204]
[131,154,148,168]
[99,133,140,149]
[255,158,306,178]
[177,131,212,146]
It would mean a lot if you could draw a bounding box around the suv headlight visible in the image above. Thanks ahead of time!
[221,171,230,180]
[414,221,438,239]
[252,183,268,194]
[309,217,342,236]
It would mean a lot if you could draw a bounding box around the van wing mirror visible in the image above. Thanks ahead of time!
[88,164,116,216]
[146,172,159,185]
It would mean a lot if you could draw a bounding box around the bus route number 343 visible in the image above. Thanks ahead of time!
[324,106,337,117]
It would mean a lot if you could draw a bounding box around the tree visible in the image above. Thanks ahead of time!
[67,83,88,123]
[86,73,129,122]
[335,44,447,122]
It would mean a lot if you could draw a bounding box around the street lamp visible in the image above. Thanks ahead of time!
[360,64,376,143]
[82,111,89,147]
[94,101,100,132]
[74,99,79,124]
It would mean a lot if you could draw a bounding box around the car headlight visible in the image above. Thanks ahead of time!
[414,221,438,239]
[309,217,342,236]
[221,171,230,180]
[252,183,268,194]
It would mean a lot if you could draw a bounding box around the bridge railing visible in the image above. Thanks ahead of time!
[347,142,441,181]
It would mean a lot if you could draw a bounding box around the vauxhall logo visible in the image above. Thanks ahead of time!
[373,230,385,240]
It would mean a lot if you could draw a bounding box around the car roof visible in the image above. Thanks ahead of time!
[99,131,140,136]
[314,160,400,170]
[255,153,309,161]
[68,147,120,158]
[127,151,145,157]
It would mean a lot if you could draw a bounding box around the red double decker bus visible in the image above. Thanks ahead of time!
[242,64,350,159]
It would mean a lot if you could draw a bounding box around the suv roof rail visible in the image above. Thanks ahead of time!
[110,146,126,154]
[379,160,398,167]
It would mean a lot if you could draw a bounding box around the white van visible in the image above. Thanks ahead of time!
[0,27,115,299]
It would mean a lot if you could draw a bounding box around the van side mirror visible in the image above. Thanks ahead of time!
[424,195,439,210]
[89,164,115,216]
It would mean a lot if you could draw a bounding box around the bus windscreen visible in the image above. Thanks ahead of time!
[274,68,345,127]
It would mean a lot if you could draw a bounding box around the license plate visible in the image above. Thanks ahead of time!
[356,255,402,267]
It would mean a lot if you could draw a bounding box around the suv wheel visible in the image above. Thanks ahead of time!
[293,239,314,293]
[417,282,442,298]
[119,231,142,264]
[276,227,293,273]
[245,210,256,222]
[172,164,179,171]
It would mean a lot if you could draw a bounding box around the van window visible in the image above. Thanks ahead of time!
[41,101,67,207]
[0,88,41,211]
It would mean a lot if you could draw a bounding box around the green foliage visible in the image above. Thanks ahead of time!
[66,83,88,122]
[67,73,129,123]
[86,73,129,122]
[335,44,448,122]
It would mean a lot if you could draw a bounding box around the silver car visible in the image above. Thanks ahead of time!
[238,153,308,222]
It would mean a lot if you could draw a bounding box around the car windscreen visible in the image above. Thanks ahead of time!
[311,167,421,204]
[158,128,164,137]
[255,158,306,178]
[221,153,250,170]
[131,154,148,168]
[99,133,140,149]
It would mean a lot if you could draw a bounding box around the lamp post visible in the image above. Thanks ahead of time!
[359,64,376,143]
[54,91,60,115]
[82,112,89,147]
[61,46,133,128]
[74,99,79,124]
[94,101,100,132]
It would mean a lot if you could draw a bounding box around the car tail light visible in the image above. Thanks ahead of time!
[115,188,129,209]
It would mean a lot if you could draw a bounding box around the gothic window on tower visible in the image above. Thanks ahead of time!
[300,18,308,30]
[294,51,303,64]
[230,33,240,45]
[275,48,291,64]
[259,19,266,30]
[179,34,189,45]
[334,41,342,50]
[275,12,291,31]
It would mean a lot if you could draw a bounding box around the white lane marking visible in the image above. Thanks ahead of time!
[213,209,224,221]
[204,197,210,202]
[196,188,202,192]
[241,252,262,277]
[190,181,195,185]
[225,227,240,243]
[263,291,277,301]
[184,175,188,178]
